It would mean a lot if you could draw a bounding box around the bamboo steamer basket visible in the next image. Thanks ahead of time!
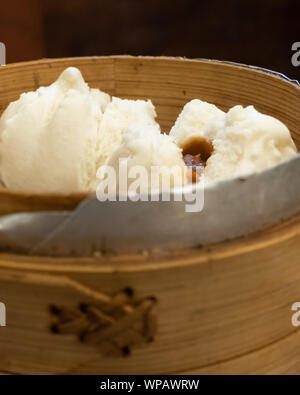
[0,56,299,375]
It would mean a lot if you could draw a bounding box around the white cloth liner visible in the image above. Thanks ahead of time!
[0,155,299,256]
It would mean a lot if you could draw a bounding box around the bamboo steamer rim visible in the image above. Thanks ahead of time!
[4,54,300,86]
[0,56,299,269]
[0,212,298,273]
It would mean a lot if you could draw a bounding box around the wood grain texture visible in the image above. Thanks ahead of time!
[0,57,299,374]
[0,213,299,374]
[0,213,300,374]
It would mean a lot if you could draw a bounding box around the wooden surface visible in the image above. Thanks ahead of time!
[0,57,299,374]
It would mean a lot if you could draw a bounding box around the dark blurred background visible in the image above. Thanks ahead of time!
[0,0,299,78]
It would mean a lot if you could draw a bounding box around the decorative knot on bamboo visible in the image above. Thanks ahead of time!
[49,287,157,357]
